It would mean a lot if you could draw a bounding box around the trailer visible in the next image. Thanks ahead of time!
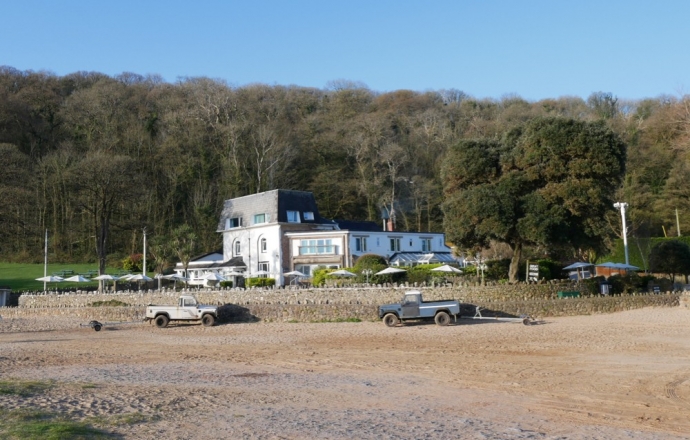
[80,320,143,332]
[461,305,534,325]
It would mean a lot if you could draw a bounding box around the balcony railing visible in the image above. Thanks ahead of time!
[298,245,338,255]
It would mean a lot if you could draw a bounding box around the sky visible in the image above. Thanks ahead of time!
[3,0,689,101]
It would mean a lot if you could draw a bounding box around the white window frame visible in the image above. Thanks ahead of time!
[234,240,242,256]
[287,210,300,223]
[303,211,314,221]
[389,237,401,252]
[355,236,368,252]
[226,217,242,229]
[253,213,269,224]
[258,262,269,277]
[260,237,267,252]
[421,238,432,252]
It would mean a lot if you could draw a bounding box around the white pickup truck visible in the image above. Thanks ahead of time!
[146,295,218,328]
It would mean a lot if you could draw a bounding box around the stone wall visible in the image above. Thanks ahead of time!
[14,281,605,309]
[4,282,684,323]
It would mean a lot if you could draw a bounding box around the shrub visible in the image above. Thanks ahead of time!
[353,254,387,270]
[311,267,331,286]
[485,259,510,280]
[121,254,152,273]
[89,300,129,307]
[219,281,233,288]
[245,277,275,288]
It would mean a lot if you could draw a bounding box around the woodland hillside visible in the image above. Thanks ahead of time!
[1,66,688,264]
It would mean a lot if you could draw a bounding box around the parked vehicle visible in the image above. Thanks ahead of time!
[378,290,460,327]
[145,295,218,328]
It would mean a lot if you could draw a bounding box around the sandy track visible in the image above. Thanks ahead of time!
[1,307,689,439]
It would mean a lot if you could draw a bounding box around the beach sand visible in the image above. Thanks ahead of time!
[1,307,689,439]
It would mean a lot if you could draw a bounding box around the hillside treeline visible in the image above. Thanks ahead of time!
[0,66,688,264]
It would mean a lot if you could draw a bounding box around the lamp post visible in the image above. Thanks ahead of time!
[362,269,373,284]
[613,202,629,266]
[142,227,147,277]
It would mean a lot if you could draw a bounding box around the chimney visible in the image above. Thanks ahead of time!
[387,218,394,232]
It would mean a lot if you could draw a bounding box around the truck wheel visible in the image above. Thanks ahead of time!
[202,314,215,327]
[93,324,102,332]
[383,313,399,327]
[155,315,169,328]
[434,311,450,326]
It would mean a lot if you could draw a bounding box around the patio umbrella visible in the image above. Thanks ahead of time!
[36,275,64,282]
[35,275,63,291]
[252,270,270,276]
[563,262,594,280]
[596,262,639,271]
[93,274,121,281]
[430,265,463,274]
[163,274,189,281]
[92,274,121,292]
[329,269,356,277]
[203,273,227,282]
[563,262,594,270]
[284,270,306,277]
[63,275,92,283]
[614,263,640,270]
[375,267,407,276]
[128,274,153,282]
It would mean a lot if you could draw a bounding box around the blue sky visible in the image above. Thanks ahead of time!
[3,0,689,101]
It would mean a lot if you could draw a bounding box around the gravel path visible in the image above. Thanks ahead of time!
[1,307,690,439]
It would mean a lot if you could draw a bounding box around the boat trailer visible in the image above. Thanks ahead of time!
[461,306,534,326]
[80,320,142,332]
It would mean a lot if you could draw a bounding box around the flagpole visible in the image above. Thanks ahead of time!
[44,229,48,291]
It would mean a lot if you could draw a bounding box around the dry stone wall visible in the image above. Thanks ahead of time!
[5,282,684,323]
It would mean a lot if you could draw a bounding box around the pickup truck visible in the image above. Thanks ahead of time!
[146,295,218,328]
[378,290,460,327]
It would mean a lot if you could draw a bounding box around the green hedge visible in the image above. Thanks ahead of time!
[245,277,275,288]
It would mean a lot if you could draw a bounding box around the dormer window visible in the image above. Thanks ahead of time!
[303,212,314,221]
[253,213,268,224]
[287,210,300,223]
[226,217,242,229]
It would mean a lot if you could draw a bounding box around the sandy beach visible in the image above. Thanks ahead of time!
[1,307,689,439]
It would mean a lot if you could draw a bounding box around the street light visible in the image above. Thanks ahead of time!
[613,202,629,266]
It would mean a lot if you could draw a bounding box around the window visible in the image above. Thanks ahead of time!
[421,238,432,252]
[234,240,241,255]
[299,239,334,255]
[389,237,401,252]
[253,213,268,224]
[226,217,242,229]
[287,210,300,223]
[303,211,314,221]
[258,262,269,277]
[260,238,267,252]
[355,237,368,252]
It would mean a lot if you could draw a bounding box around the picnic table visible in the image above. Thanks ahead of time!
[78,269,99,277]
[52,269,74,277]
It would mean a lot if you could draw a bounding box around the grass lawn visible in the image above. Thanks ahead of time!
[0,262,124,291]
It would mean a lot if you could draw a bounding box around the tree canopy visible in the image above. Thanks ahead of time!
[442,117,627,282]
[0,66,688,269]
[648,240,690,282]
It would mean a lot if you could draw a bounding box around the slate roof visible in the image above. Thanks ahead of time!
[333,220,381,232]
[217,189,330,230]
